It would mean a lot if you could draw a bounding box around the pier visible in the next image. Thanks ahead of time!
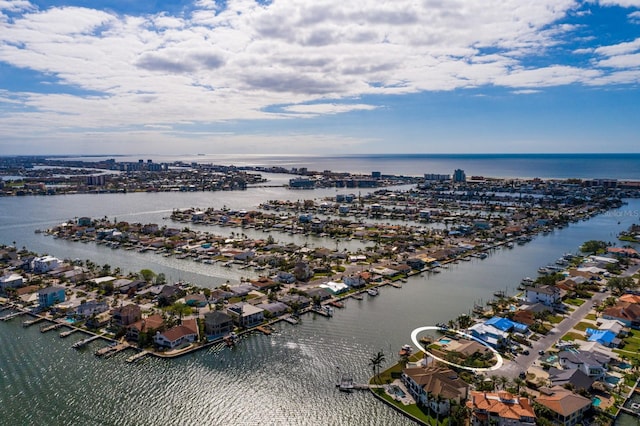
[619,407,640,418]
[95,342,129,358]
[60,328,79,338]
[72,334,102,349]
[126,350,149,363]
[1,311,26,321]
[22,316,45,327]
[40,322,64,333]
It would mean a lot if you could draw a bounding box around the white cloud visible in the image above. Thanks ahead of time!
[597,0,640,7]
[629,10,640,22]
[0,0,638,150]
[282,103,380,115]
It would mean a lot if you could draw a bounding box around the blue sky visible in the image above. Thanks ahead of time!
[1,0,639,155]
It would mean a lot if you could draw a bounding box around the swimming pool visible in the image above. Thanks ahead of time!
[439,339,451,345]
[592,397,602,407]
[605,376,621,385]
[543,355,558,364]
[64,317,76,324]
[389,385,406,399]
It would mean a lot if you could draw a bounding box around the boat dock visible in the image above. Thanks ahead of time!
[256,325,274,335]
[1,311,26,321]
[312,307,331,317]
[95,342,129,358]
[283,316,299,325]
[40,322,64,333]
[60,328,79,338]
[22,316,46,327]
[126,350,149,363]
[72,334,102,349]
[619,406,640,418]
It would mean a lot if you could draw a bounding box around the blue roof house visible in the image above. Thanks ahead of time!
[585,329,620,348]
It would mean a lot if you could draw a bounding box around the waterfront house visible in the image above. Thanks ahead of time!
[468,322,509,348]
[278,294,311,309]
[86,311,111,329]
[467,391,536,426]
[226,302,264,328]
[304,287,332,301]
[535,386,591,426]
[343,274,366,288]
[484,316,529,334]
[154,318,198,349]
[523,285,564,307]
[401,365,469,417]
[75,301,109,319]
[256,302,288,318]
[111,304,142,328]
[558,350,609,380]
[0,273,24,291]
[31,255,60,273]
[38,286,66,308]
[203,311,234,339]
[319,281,349,295]
[126,314,164,342]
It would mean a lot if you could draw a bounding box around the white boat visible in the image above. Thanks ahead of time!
[367,288,379,296]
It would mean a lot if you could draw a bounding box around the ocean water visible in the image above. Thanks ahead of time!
[63,153,640,180]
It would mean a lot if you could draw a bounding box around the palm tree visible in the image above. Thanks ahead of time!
[498,376,510,391]
[369,350,386,384]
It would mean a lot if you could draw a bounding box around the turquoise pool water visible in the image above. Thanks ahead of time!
[592,397,601,407]
[605,376,620,385]
[544,355,558,363]
[64,318,76,324]
[389,385,406,399]
[439,339,451,345]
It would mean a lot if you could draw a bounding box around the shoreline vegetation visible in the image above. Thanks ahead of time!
[3,161,640,424]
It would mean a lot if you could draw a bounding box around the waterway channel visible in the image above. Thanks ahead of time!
[1,189,639,425]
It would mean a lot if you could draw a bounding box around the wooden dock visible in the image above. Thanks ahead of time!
[22,317,46,327]
[283,316,299,325]
[40,322,64,333]
[95,342,128,358]
[256,325,274,335]
[60,328,79,338]
[619,406,640,418]
[72,334,102,349]
[126,350,149,363]
[1,311,26,321]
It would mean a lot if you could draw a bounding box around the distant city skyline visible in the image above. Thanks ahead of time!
[1,1,640,155]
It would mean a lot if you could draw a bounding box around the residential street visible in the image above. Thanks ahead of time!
[499,262,640,379]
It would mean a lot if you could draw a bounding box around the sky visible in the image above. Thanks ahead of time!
[1,0,640,156]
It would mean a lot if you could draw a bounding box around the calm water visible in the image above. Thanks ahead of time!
[2,161,640,425]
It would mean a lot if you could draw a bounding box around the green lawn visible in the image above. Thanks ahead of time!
[585,314,597,321]
[574,322,593,332]
[561,332,586,341]
[548,315,563,324]
[564,298,586,306]
[373,389,448,426]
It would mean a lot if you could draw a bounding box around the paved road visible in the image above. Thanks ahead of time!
[499,261,640,379]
